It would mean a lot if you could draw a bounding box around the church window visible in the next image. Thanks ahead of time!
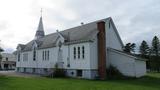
[45,51,46,60]
[47,50,49,60]
[43,50,49,60]
[78,47,80,59]
[33,48,36,61]
[82,46,85,59]
[74,47,76,59]
[18,53,20,61]
[42,51,44,60]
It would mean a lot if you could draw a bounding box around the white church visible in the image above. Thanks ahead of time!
[16,16,146,79]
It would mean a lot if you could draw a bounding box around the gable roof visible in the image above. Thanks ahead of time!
[108,48,147,61]
[18,17,123,52]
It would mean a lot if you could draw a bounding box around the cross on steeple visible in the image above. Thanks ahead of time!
[40,8,43,17]
[34,9,45,40]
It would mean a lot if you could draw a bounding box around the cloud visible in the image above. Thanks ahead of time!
[0,0,159,53]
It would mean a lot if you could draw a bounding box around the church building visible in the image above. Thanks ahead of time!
[16,16,146,79]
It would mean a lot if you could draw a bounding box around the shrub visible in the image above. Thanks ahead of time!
[106,65,125,79]
[53,63,66,78]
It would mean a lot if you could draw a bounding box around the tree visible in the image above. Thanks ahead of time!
[151,36,160,56]
[139,40,149,57]
[123,43,136,53]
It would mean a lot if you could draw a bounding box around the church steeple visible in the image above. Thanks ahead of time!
[35,9,45,40]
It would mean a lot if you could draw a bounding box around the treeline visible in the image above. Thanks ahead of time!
[123,36,160,72]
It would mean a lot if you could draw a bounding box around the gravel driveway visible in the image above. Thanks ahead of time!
[0,70,41,78]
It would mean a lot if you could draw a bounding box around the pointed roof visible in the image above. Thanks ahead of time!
[18,17,124,51]
[37,16,44,31]
[35,16,45,39]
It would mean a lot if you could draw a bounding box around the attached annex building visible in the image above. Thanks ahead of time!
[0,53,16,70]
[16,16,146,79]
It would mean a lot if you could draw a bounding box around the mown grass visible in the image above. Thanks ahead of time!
[0,73,160,90]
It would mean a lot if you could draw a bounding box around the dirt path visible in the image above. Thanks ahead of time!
[0,71,41,78]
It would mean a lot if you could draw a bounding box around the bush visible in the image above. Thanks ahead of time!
[52,63,66,78]
[106,65,126,79]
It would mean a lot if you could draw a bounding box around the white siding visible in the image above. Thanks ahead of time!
[1,53,16,62]
[105,21,122,50]
[107,49,146,77]
[68,43,91,69]
[108,50,136,77]
[16,42,92,70]
[90,38,98,69]
[135,60,146,77]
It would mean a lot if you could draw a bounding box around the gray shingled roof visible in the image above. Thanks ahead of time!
[19,18,111,51]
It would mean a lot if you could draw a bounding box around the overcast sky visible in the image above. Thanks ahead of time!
[0,0,159,53]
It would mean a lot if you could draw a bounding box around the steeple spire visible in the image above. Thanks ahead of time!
[40,8,43,17]
[35,9,45,40]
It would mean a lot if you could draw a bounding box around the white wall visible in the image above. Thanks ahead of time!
[108,49,137,77]
[68,43,91,69]
[107,49,146,77]
[90,38,98,69]
[16,42,92,70]
[135,60,146,77]
[1,53,16,62]
[16,47,57,68]
[105,20,123,50]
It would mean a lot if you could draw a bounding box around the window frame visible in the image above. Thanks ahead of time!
[78,47,80,59]
[73,47,76,59]
[82,46,85,59]
[33,48,36,61]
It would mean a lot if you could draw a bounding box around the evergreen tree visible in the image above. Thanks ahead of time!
[139,40,149,57]
[123,43,136,53]
[151,36,160,56]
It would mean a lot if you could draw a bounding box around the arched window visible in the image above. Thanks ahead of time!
[18,53,20,61]
[47,50,50,60]
[82,46,85,59]
[74,47,76,59]
[78,47,80,59]
[42,51,44,60]
[33,48,36,61]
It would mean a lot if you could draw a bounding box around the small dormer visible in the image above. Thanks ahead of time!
[32,41,38,50]
[17,46,21,51]
[16,44,25,51]
[56,30,65,47]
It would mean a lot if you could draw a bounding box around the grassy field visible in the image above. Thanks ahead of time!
[0,73,160,90]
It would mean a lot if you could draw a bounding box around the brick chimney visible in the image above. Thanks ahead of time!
[97,21,107,80]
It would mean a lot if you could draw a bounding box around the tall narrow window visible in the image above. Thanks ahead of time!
[82,46,85,59]
[33,48,36,61]
[18,53,20,61]
[42,51,44,60]
[74,47,76,59]
[78,47,80,59]
[23,54,25,61]
[45,51,46,60]
[47,50,49,60]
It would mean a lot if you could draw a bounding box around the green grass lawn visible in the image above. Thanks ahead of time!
[0,73,160,90]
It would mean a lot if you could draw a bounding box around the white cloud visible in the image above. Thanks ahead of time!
[0,0,159,53]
